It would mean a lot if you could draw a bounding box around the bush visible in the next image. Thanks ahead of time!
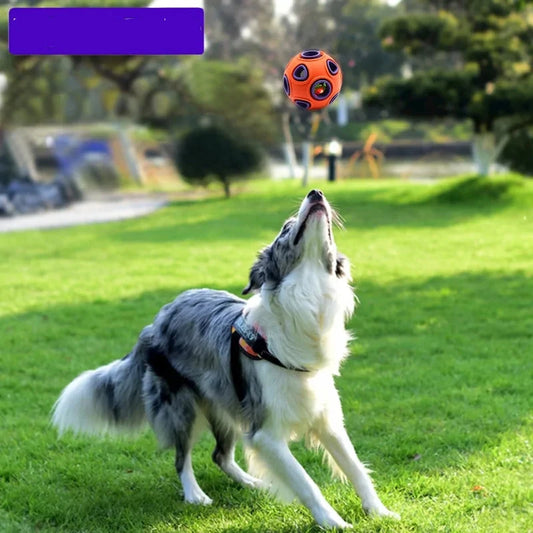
[176,126,261,198]
[498,129,533,177]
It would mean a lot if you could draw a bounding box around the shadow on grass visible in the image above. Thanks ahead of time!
[110,179,532,246]
[342,270,532,473]
[429,174,529,204]
[1,271,531,531]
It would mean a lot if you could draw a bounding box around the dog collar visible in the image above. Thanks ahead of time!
[231,314,309,373]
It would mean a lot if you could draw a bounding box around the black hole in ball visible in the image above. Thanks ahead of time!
[295,99,311,109]
[310,79,332,101]
[326,59,339,75]
[283,75,290,96]
[292,64,308,81]
[300,49,321,59]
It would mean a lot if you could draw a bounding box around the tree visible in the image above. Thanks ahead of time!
[498,127,533,176]
[0,1,279,132]
[0,0,153,125]
[176,125,261,198]
[363,0,533,176]
[180,58,277,145]
[0,0,178,184]
[333,0,405,89]
[204,0,276,62]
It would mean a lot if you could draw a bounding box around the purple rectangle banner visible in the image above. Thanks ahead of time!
[9,7,204,56]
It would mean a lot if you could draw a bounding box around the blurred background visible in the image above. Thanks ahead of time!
[0,0,531,213]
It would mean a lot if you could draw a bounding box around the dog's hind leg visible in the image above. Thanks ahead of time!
[207,407,265,490]
[144,369,212,505]
[174,408,213,505]
[177,446,213,505]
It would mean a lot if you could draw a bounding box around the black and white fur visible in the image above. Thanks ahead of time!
[52,190,398,529]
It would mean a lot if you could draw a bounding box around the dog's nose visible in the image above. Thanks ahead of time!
[307,189,324,202]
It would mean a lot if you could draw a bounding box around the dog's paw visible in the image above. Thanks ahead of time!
[314,509,352,529]
[319,518,352,530]
[363,503,400,520]
[245,477,269,491]
[184,489,213,506]
[239,472,269,490]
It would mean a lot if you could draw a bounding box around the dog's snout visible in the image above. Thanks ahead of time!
[307,189,324,202]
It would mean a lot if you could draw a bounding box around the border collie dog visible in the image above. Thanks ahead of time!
[52,190,398,528]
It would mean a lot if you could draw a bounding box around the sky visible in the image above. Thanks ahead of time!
[149,1,204,7]
[149,0,287,15]
[149,1,402,15]
[273,0,403,15]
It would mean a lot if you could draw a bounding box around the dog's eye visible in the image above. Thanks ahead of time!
[280,222,293,236]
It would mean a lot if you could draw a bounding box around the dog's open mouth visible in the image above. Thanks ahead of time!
[294,202,331,246]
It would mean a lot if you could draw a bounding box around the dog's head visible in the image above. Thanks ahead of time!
[243,190,350,294]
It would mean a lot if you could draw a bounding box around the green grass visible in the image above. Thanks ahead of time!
[1,176,532,532]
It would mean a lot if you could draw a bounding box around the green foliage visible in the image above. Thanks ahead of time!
[331,0,406,88]
[0,1,152,125]
[181,59,277,145]
[176,126,262,198]
[1,56,77,124]
[203,0,275,62]
[366,1,533,134]
[498,129,533,176]
[0,0,147,46]
[0,4,279,138]
[469,78,533,127]
[380,11,468,54]
[0,178,532,532]
[364,70,474,119]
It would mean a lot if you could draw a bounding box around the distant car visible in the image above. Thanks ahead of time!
[144,148,168,167]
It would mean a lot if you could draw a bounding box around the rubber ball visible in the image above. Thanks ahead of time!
[283,49,342,111]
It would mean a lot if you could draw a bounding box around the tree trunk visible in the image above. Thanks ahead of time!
[281,111,297,179]
[115,122,144,184]
[472,132,508,177]
[4,129,40,181]
[221,176,231,198]
[301,113,321,187]
[301,141,312,188]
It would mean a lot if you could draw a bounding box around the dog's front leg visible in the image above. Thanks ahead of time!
[250,429,352,529]
[315,423,399,520]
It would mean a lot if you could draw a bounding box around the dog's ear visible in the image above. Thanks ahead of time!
[242,247,269,295]
[335,252,352,281]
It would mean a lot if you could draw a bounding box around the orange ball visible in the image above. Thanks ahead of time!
[283,49,342,111]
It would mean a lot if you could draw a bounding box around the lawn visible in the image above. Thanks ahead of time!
[0,176,531,532]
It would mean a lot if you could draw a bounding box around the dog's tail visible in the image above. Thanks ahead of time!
[52,325,153,436]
